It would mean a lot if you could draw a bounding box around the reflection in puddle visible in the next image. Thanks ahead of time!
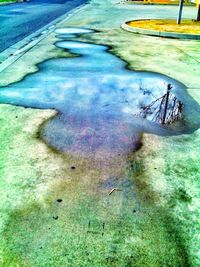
[0,28,200,156]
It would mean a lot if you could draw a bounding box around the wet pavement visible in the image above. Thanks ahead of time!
[0,27,200,158]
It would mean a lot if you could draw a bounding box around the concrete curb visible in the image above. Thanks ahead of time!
[0,3,86,73]
[124,1,193,6]
[121,19,200,40]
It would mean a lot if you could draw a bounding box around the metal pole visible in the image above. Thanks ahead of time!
[177,0,184,24]
[196,0,200,21]
[197,3,200,21]
[162,84,172,125]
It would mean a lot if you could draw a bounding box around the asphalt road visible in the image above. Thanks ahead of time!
[0,0,87,52]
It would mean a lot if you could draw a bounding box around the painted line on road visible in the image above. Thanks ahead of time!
[0,3,86,73]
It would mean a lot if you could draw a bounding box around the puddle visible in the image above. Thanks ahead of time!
[0,27,200,157]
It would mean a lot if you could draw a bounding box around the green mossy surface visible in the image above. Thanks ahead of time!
[0,135,194,266]
[0,0,16,3]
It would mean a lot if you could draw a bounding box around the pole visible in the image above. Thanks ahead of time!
[197,0,200,21]
[162,84,172,125]
[177,0,184,24]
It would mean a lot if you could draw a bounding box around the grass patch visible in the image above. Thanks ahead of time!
[0,0,17,3]
[127,19,200,34]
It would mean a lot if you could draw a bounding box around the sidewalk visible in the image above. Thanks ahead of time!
[0,1,199,266]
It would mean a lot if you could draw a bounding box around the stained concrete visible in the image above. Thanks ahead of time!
[0,1,199,266]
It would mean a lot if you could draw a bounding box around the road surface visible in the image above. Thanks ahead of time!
[0,0,87,52]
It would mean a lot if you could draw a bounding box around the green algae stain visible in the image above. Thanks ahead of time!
[0,153,193,267]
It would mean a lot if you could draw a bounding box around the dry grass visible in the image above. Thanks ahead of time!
[127,19,200,34]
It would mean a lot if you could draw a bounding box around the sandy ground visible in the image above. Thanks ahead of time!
[0,1,200,266]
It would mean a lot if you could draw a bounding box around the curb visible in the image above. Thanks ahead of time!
[124,1,194,6]
[0,3,86,73]
[121,20,200,40]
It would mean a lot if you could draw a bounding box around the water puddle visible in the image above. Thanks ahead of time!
[0,27,200,157]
